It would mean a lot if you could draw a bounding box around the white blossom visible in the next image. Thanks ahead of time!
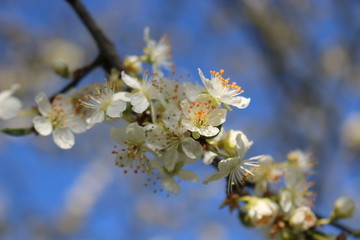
[245,197,279,227]
[81,81,130,125]
[181,97,227,137]
[121,71,159,114]
[110,123,151,172]
[289,206,317,231]
[146,110,203,171]
[151,159,199,194]
[33,93,86,149]
[280,167,314,213]
[198,68,250,109]
[0,84,22,120]
[144,27,172,75]
[203,132,261,192]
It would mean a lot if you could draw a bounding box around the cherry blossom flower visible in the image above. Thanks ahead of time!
[80,81,130,125]
[151,159,199,194]
[110,123,152,173]
[243,197,279,227]
[180,97,227,137]
[121,71,159,114]
[198,68,250,110]
[289,206,317,231]
[203,132,261,192]
[33,93,86,149]
[143,27,172,75]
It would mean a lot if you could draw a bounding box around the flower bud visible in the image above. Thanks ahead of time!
[52,60,70,78]
[124,55,142,74]
[289,206,317,231]
[245,197,278,227]
[218,130,241,156]
[331,197,355,220]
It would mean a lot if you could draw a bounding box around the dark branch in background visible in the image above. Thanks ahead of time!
[65,0,124,73]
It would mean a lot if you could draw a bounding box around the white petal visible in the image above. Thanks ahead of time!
[130,92,149,113]
[218,157,239,172]
[113,92,131,102]
[35,92,52,116]
[53,128,75,149]
[203,171,228,184]
[203,151,217,165]
[127,122,145,143]
[33,116,53,136]
[235,132,253,159]
[110,127,127,144]
[106,100,126,118]
[121,71,141,89]
[223,96,251,109]
[177,169,199,182]
[162,176,180,194]
[0,97,22,120]
[184,82,204,102]
[86,111,104,124]
[70,118,87,134]
[161,150,178,172]
[181,137,203,159]
[198,69,217,96]
[280,190,293,213]
[209,109,227,126]
[197,126,220,137]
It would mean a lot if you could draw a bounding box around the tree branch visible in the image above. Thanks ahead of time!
[65,0,124,73]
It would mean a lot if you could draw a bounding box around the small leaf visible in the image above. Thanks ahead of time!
[1,127,34,136]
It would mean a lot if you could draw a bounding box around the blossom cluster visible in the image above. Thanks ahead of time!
[0,28,357,239]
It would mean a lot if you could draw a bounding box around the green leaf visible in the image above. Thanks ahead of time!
[1,127,34,136]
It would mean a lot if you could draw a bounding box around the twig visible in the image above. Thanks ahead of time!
[50,55,101,101]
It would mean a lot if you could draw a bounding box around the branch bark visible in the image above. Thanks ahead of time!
[65,0,124,73]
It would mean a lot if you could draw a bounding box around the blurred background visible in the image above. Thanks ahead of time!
[1,0,360,239]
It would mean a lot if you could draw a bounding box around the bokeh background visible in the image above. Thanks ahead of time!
[1,0,360,239]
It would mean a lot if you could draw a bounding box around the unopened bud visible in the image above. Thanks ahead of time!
[289,206,317,231]
[124,55,142,74]
[52,60,69,78]
[331,197,355,220]
[244,197,278,227]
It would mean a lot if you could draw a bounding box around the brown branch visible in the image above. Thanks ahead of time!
[65,0,124,73]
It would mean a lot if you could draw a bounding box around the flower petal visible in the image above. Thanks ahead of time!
[218,157,239,172]
[160,150,178,172]
[181,137,203,159]
[209,109,227,126]
[35,92,52,116]
[203,151,217,165]
[33,116,53,136]
[110,127,127,144]
[0,97,22,120]
[223,96,250,109]
[113,92,131,102]
[203,171,228,184]
[178,169,199,182]
[106,100,126,118]
[53,128,75,149]
[130,92,149,114]
[127,122,146,143]
[121,71,141,89]
[87,111,104,124]
[162,176,180,194]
